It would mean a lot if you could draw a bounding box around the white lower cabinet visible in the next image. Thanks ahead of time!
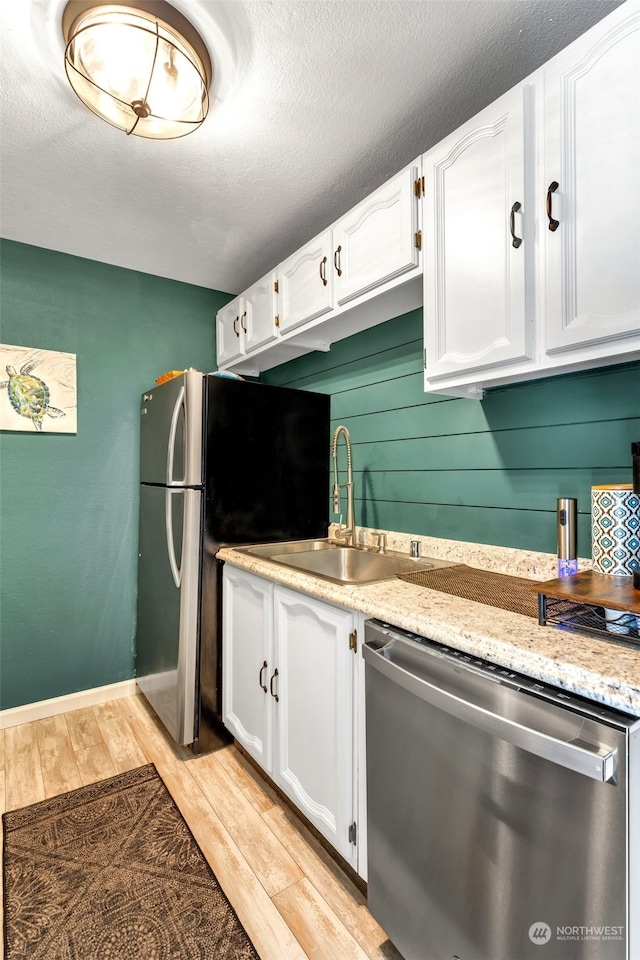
[273,588,357,865]
[222,565,359,869]
[222,565,274,773]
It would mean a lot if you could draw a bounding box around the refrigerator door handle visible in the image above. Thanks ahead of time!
[167,384,185,486]
[165,488,183,588]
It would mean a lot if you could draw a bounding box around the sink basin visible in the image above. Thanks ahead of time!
[239,539,453,585]
[241,539,335,558]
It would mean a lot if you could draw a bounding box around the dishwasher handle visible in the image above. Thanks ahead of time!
[363,637,617,783]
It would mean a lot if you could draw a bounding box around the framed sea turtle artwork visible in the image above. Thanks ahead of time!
[0,344,77,434]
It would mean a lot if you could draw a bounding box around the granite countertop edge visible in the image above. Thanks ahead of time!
[218,543,640,717]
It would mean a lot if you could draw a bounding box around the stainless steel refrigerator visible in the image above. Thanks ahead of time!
[136,369,330,752]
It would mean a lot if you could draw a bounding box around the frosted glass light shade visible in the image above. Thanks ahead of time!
[63,2,211,139]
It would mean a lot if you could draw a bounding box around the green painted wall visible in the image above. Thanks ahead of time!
[0,240,232,711]
[1,241,637,711]
[263,309,639,554]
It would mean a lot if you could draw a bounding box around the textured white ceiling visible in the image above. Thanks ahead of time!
[0,0,624,294]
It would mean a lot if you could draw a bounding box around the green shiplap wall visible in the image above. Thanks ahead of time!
[263,309,639,554]
[0,240,232,711]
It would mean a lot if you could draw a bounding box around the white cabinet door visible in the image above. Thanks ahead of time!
[333,162,420,306]
[278,230,334,333]
[543,1,640,354]
[216,274,278,368]
[424,86,534,381]
[273,587,357,865]
[216,296,244,367]
[243,272,278,353]
[222,567,274,774]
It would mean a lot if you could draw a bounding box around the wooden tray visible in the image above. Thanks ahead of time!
[532,570,640,614]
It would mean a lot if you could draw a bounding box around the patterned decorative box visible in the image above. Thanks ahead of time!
[591,484,640,576]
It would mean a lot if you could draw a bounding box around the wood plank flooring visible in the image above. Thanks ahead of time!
[1,693,400,960]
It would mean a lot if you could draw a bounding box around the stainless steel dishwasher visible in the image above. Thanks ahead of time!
[363,619,639,960]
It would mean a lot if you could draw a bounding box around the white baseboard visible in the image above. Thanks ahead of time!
[0,679,139,730]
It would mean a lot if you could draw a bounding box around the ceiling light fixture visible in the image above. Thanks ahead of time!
[62,1,212,139]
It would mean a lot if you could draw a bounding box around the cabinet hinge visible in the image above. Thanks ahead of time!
[414,229,422,250]
[413,176,425,198]
[274,315,280,327]
[348,821,357,845]
[274,279,279,293]
[349,629,357,653]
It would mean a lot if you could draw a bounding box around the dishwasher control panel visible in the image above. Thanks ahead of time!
[365,619,639,729]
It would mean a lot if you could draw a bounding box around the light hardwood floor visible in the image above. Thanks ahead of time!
[1,693,401,960]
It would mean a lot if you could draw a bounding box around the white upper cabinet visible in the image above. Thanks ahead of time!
[542,1,640,355]
[244,273,279,353]
[216,1,639,388]
[216,162,422,373]
[216,295,244,368]
[423,0,639,397]
[423,87,534,384]
[277,230,334,334]
[332,163,421,307]
[216,272,278,368]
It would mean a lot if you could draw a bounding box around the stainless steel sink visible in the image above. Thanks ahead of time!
[241,539,336,558]
[239,539,453,585]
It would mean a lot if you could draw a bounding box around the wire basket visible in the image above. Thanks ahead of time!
[538,594,640,648]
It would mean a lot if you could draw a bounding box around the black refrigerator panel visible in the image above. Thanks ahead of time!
[197,375,330,753]
[197,552,229,753]
[202,376,330,544]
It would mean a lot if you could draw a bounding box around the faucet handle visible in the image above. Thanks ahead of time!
[376,533,387,554]
[410,540,420,558]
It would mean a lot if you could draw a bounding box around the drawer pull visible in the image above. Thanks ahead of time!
[546,181,560,232]
[510,201,523,248]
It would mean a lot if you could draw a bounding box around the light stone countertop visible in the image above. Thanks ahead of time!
[218,527,640,717]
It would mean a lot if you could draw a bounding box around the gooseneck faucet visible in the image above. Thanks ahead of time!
[332,425,355,547]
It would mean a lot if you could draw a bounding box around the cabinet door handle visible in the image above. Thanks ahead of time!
[240,311,247,333]
[509,201,523,248]
[233,316,240,336]
[334,245,342,276]
[270,668,279,702]
[319,256,328,286]
[259,660,268,693]
[546,181,560,232]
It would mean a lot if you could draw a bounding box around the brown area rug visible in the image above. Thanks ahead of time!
[2,763,260,960]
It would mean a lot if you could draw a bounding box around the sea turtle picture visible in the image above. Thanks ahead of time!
[0,358,67,431]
